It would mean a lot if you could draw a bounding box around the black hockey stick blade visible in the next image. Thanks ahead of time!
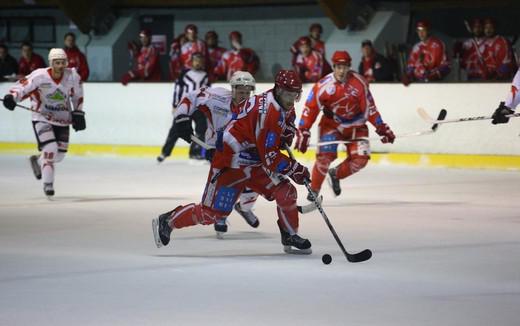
[346,248,372,263]
[431,109,447,132]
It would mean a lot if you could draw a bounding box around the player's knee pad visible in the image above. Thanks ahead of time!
[41,142,58,164]
[273,180,297,210]
[315,153,335,175]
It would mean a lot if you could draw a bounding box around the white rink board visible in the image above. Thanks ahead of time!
[0,81,519,155]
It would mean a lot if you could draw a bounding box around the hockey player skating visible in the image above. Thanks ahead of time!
[153,70,313,254]
[169,71,261,237]
[2,48,86,197]
[294,50,395,200]
[492,68,520,124]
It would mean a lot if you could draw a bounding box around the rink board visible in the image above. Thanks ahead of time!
[1,81,519,169]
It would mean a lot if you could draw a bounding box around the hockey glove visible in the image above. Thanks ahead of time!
[281,122,296,147]
[174,114,193,143]
[376,123,395,144]
[492,102,514,125]
[2,94,16,111]
[72,110,86,131]
[294,128,311,153]
[285,160,310,185]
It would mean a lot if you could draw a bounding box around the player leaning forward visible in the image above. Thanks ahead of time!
[153,70,313,254]
[172,71,261,237]
[2,48,86,196]
[295,50,395,199]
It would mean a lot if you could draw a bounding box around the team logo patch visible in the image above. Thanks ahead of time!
[326,84,336,95]
[46,89,66,101]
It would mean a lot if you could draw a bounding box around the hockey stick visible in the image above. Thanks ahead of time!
[417,107,520,125]
[0,98,38,113]
[284,144,372,263]
[314,109,447,147]
[190,134,321,214]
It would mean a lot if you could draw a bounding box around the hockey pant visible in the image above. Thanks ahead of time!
[167,165,300,234]
[32,121,69,184]
[310,124,370,193]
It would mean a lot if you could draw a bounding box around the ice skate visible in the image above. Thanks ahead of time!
[156,154,166,163]
[234,202,259,228]
[152,210,173,248]
[29,155,41,180]
[214,218,228,239]
[278,221,312,255]
[306,188,319,202]
[43,183,54,197]
[327,167,341,196]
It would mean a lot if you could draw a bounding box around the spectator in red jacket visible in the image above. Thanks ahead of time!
[214,31,260,81]
[120,29,161,85]
[358,40,394,82]
[458,18,489,80]
[406,20,450,82]
[290,23,326,65]
[18,42,45,77]
[205,31,226,81]
[293,36,329,82]
[63,32,89,81]
[482,18,516,80]
[169,24,208,80]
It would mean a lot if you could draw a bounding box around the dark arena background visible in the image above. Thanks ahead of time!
[0,0,519,325]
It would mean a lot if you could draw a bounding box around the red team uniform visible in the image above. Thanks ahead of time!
[214,31,259,81]
[407,36,450,81]
[461,37,488,80]
[169,25,208,80]
[483,35,514,80]
[154,70,312,253]
[64,46,89,82]
[296,51,394,195]
[18,53,45,77]
[293,37,330,83]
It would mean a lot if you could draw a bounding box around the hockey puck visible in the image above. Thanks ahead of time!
[322,254,332,265]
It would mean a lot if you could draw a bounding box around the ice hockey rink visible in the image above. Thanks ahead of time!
[0,154,519,325]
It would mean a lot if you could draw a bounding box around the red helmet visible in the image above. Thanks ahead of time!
[483,18,496,28]
[297,36,312,46]
[331,50,352,65]
[139,29,151,37]
[309,23,323,33]
[275,70,302,92]
[229,31,242,40]
[205,30,218,39]
[184,24,198,33]
[416,20,430,30]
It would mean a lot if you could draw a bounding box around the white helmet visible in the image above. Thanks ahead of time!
[48,48,68,64]
[229,71,256,90]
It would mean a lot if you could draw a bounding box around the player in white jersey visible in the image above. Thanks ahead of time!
[492,68,520,124]
[173,71,260,238]
[2,48,86,197]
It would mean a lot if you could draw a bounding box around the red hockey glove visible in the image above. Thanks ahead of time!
[281,122,296,147]
[286,160,310,185]
[120,71,135,86]
[294,128,311,153]
[376,123,395,144]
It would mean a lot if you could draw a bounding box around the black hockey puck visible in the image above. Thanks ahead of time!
[322,254,332,265]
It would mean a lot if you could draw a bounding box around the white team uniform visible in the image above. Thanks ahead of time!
[9,67,84,187]
[175,87,237,147]
[175,86,259,212]
[505,68,520,110]
[10,67,84,126]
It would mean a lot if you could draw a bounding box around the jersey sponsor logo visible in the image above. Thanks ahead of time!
[46,89,66,101]
[212,106,231,116]
[40,83,52,89]
[306,89,315,102]
[44,103,68,112]
[265,131,277,148]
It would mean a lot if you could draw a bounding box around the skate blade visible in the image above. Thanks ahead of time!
[216,231,225,240]
[283,245,312,255]
[326,175,340,197]
[152,218,163,248]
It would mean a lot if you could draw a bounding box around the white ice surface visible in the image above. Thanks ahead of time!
[0,155,519,326]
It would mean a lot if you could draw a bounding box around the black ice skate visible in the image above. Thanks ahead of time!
[277,221,312,255]
[156,154,166,163]
[152,210,173,248]
[43,183,54,197]
[234,202,259,228]
[214,218,228,239]
[29,155,41,180]
[327,167,341,196]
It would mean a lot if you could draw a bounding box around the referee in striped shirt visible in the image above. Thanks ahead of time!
[158,52,210,162]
